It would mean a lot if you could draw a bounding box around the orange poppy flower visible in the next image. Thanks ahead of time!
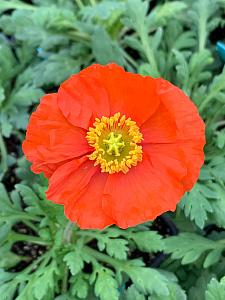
[23,64,205,229]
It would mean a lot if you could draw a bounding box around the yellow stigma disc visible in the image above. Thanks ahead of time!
[86,113,143,174]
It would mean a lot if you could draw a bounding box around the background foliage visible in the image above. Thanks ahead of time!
[0,0,225,299]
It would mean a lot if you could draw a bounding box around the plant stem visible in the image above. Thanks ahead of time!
[61,268,69,294]
[139,27,160,77]
[1,213,42,222]
[68,30,91,43]
[84,246,126,270]
[9,232,51,246]
[121,49,138,68]
[63,221,76,243]
[141,37,159,75]
[198,6,207,52]
[23,220,40,233]
[199,93,217,113]
[61,221,76,294]
[0,132,8,179]
[77,231,97,239]
[215,120,225,129]
[0,0,35,11]
[19,251,52,277]
[75,0,84,9]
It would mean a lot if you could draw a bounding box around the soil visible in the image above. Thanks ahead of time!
[10,222,46,272]
[10,215,179,273]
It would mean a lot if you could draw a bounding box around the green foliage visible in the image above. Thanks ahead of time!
[94,267,119,300]
[92,26,125,65]
[129,230,164,252]
[179,183,214,229]
[97,237,129,260]
[206,277,225,300]
[33,261,60,300]
[165,233,224,267]
[126,266,172,295]
[123,285,145,300]
[0,0,225,299]
[63,249,90,276]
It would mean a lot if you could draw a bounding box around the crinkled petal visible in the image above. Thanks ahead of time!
[76,63,160,126]
[141,78,205,190]
[64,172,114,229]
[145,142,204,191]
[57,72,110,129]
[102,154,186,229]
[23,93,91,178]
[155,78,205,144]
[141,102,177,144]
[46,157,96,204]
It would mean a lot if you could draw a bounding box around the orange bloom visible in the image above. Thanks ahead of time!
[23,64,205,229]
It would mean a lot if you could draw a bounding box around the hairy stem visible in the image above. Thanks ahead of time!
[84,246,127,270]
[61,268,69,294]
[0,132,8,179]
[198,4,207,52]
[61,221,76,294]
[9,232,51,245]
[140,33,159,76]
[75,0,84,9]
[0,0,35,11]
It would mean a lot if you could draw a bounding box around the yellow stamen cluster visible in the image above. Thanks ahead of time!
[86,112,143,174]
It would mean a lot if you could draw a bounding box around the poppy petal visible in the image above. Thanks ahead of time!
[141,102,177,144]
[102,154,186,229]
[145,142,204,191]
[78,63,160,126]
[57,72,110,129]
[142,78,205,190]
[156,78,205,144]
[46,157,97,204]
[64,172,114,229]
[23,93,91,178]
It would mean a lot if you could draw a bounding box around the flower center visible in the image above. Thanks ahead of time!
[86,112,143,174]
[103,132,125,157]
